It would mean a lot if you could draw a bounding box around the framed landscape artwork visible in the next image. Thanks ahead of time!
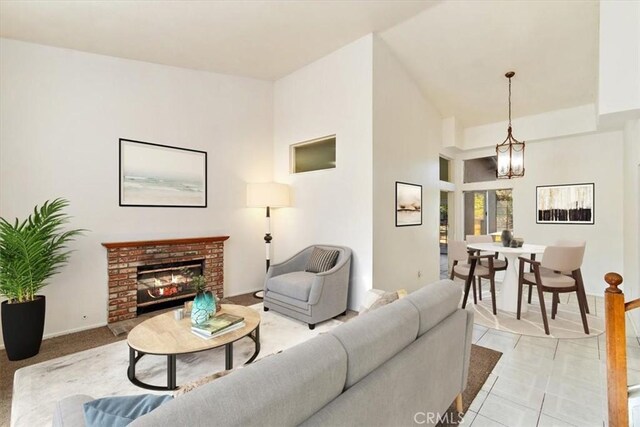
[396,181,422,227]
[536,183,594,225]
[119,138,207,207]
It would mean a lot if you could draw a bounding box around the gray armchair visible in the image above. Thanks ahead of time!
[263,245,352,329]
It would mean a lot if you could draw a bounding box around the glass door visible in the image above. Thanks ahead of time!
[464,190,513,238]
[464,191,487,237]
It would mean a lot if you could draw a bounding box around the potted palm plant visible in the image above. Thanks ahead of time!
[0,198,84,360]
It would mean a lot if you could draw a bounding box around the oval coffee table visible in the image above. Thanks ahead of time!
[127,304,260,391]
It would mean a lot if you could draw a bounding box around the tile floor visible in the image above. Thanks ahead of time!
[442,251,624,426]
[460,307,640,427]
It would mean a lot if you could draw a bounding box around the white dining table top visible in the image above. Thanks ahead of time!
[467,242,546,255]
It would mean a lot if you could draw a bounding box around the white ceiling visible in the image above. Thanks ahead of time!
[380,1,600,126]
[0,0,600,127]
[0,0,434,80]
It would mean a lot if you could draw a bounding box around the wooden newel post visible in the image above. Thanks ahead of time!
[604,272,628,427]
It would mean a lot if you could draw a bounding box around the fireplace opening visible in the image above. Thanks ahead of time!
[136,259,205,315]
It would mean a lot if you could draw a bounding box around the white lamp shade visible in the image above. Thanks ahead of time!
[246,182,290,208]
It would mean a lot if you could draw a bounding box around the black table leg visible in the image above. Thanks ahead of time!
[127,346,177,391]
[128,346,135,379]
[225,343,233,370]
[245,325,261,365]
[167,355,177,390]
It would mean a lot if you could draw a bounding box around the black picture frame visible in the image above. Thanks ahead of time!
[395,181,422,227]
[119,138,207,208]
[536,183,594,225]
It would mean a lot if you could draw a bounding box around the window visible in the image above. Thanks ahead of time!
[464,189,513,237]
[463,156,497,183]
[439,157,451,182]
[291,135,336,174]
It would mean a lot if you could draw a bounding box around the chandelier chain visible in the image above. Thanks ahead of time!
[508,76,512,128]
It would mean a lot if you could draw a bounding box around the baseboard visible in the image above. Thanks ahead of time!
[0,322,107,351]
[225,289,263,298]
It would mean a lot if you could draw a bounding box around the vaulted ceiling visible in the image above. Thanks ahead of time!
[0,0,600,127]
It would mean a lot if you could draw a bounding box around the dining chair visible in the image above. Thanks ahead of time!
[466,235,508,302]
[517,245,589,335]
[449,240,499,315]
[524,240,589,314]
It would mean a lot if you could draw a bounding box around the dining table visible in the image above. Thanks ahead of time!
[466,242,546,314]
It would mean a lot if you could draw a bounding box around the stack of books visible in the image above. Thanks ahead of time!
[191,313,245,340]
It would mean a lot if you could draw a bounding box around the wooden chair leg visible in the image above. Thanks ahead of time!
[527,254,536,304]
[455,393,463,413]
[536,286,550,335]
[575,269,590,314]
[551,293,559,319]
[478,277,482,301]
[517,281,524,320]
[489,275,497,315]
[517,259,525,320]
[462,275,472,309]
[472,276,477,305]
[576,289,590,335]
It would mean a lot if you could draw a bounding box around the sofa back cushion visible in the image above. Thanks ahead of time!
[302,310,469,427]
[330,298,419,389]
[131,334,348,427]
[405,279,461,336]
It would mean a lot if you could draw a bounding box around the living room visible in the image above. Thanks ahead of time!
[1,1,639,426]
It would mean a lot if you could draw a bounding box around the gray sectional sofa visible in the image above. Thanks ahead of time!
[54,279,473,426]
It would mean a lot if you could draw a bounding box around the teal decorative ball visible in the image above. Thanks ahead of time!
[191,291,216,326]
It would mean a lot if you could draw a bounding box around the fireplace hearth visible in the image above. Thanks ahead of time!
[102,236,229,323]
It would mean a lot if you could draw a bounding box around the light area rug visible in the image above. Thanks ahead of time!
[459,281,605,339]
[12,304,341,427]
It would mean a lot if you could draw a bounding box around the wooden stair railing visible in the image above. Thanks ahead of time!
[605,272,640,426]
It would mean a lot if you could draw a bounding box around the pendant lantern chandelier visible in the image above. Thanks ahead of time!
[496,71,525,179]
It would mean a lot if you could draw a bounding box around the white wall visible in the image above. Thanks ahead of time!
[463,104,597,151]
[372,36,442,292]
[0,39,274,340]
[623,119,640,329]
[599,0,640,116]
[273,35,374,309]
[456,131,624,295]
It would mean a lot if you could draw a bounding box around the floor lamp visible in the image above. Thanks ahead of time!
[247,182,291,298]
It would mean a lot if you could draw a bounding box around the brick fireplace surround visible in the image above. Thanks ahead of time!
[101,236,229,323]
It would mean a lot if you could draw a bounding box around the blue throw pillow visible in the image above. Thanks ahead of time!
[83,394,172,427]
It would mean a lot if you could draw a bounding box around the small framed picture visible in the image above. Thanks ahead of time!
[396,181,422,227]
[536,183,594,224]
[119,138,207,208]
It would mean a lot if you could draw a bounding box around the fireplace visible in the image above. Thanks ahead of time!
[136,259,204,313]
[102,236,229,323]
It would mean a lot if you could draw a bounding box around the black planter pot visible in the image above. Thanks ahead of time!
[1,296,46,361]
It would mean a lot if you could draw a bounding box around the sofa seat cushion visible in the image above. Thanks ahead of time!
[266,271,315,302]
